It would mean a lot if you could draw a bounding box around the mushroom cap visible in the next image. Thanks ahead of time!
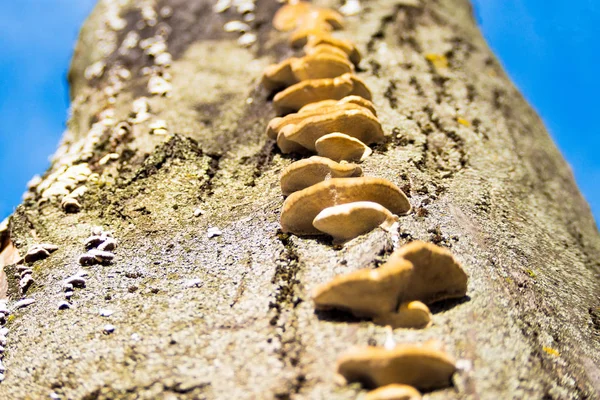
[261,58,297,92]
[268,99,377,140]
[277,130,309,154]
[272,1,313,31]
[392,241,468,304]
[299,95,377,116]
[372,301,432,329]
[273,73,372,114]
[365,384,422,400]
[291,53,354,81]
[304,43,351,63]
[315,132,373,162]
[312,257,414,316]
[280,156,362,196]
[336,344,456,390]
[282,109,383,152]
[281,177,411,235]
[312,201,398,243]
[305,34,362,65]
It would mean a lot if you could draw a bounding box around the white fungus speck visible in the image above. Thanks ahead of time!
[237,32,257,47]
[207,227,222,238]
[103,324,116,334]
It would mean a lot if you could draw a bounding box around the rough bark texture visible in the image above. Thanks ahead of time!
[1,0,599,399]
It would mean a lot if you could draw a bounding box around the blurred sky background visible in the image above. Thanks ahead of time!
[0,0,599,223]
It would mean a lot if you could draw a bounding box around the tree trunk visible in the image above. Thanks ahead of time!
[1,0,599,399]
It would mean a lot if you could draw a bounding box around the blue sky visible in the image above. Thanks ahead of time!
[0,0,599,224]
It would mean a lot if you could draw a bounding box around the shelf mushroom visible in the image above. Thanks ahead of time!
[312,201,397,244]
[280,177,411,235]
[365,384,422,400]
[262,53,354,92]
[311,241,467,325]
[298,95,377,116]
[280,156,362,196]
[312,253,414,317]
[336,343,456,390]
[315,132,373,162]
[275,106,383,153]
[273,73,372,114]
[304,34,362,65]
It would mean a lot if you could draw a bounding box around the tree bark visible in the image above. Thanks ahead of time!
[1,0,599,399]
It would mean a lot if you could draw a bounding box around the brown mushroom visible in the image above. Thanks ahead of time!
[372,301,432,329]
[312,257,414,316]
[273,73,372,114]
[281,177,411,235]
[280,156,362,196]
[365,384,422,400]
[315,132,373,162]
[304,34,362,65]
[336,343,456,390]
[272,1,313,31]
[392,241,468,304]
[312,201,397,243]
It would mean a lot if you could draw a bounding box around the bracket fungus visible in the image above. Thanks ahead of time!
[312,201,397,243]
[372,301,432,329]
[336,343,456,390]
[267,99,378,140]
[304,35,361,65]
[315,132,373,162]
[298,95,377,116]
[272,1,318,31]
[273,73,372,114]
[312,257,414,316]
[392,241,468,304]
[262,53,354,92]
[280,156,362,196]
[365,384,422,400]
[280,177,411,235]
[311,242,466,324]
[276,107,383,154]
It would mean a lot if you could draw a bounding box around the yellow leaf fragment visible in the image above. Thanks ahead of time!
[425,53,448,69]
[457,117,470,127]
[543,346,560,357]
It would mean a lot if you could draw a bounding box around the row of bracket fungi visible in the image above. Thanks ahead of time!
[263,2,470,399]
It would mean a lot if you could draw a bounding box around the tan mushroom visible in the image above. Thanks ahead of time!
[261,58,297,92]
[372,301,432,329]
[304,34,362,65]
[303,43,350,63]
[312,201,397,243]
[312,257,414,316]
[272,1,313,31]
[273,73,372,114]
[299,95,377,116]
[288,8,345,47]
[262,53,354,92]
[280,156,362,196]
[336,343,456,390]
[392,241,468,304]
[281,177,411,235]
[365,384,422,400]
[315,132,373,162]
[290,53,354,81]
[267,99,377,139]
[278,108,384,155]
